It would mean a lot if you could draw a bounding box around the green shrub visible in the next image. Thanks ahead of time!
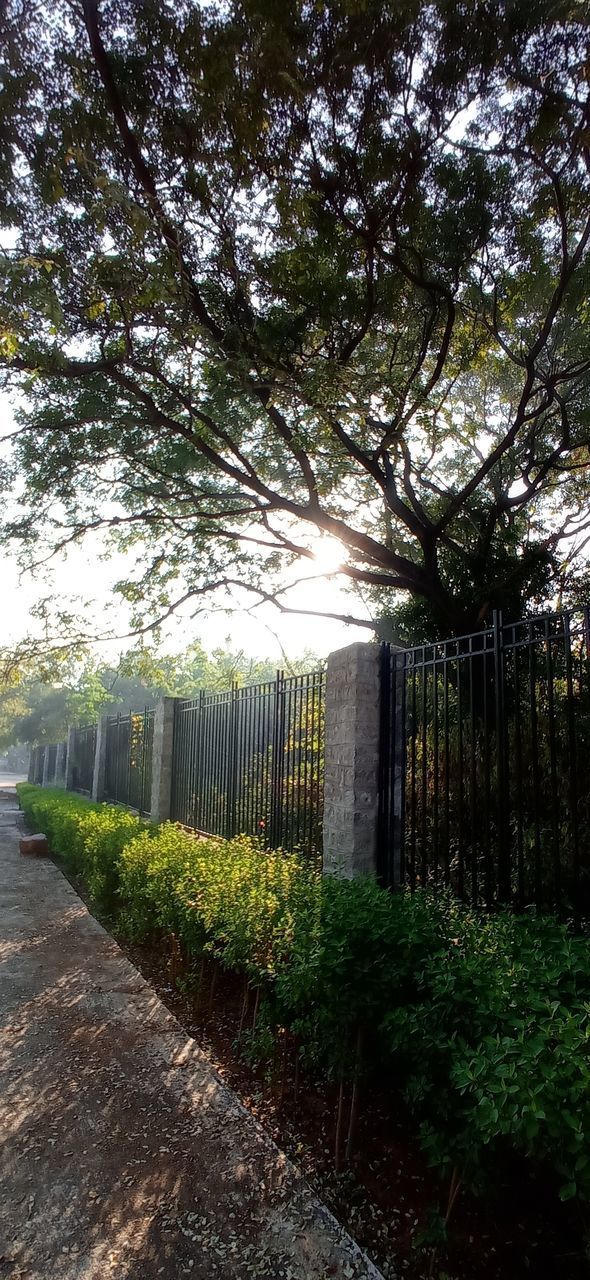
[383,910,590,1198]
[118,823,320,979]
[17,782,152,912]
[16,783,590,1205]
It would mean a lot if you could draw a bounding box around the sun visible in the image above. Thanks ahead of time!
[309,536,346,575]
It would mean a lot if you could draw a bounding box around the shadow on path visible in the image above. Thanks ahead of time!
[0,788,383,1280]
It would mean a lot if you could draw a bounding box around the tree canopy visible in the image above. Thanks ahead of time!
[1,0,589,640]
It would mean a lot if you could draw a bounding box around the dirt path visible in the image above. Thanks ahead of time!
[0,787,384,1280]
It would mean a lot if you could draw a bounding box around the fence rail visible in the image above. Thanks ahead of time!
[378,607,590,921]
[171,670,325,854]
[104,707,154,816]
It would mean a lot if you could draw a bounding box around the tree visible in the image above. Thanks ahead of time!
[0,639,320,748]
[0,0,589,641]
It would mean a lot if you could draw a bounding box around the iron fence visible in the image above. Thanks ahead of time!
[46,742,58,780]
[104,707,154,816]
[170,670,325,854]
[28,744,45,784]
[70,724,97,794]
[378,608,590,921]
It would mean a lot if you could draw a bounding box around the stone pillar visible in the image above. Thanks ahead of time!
[64,726,76,792]
[91,715,109,802]
[322,642,382,878]
[41,746,51,788]
[150,698,176,823]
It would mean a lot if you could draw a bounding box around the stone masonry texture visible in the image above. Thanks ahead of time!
[322,641,382,878]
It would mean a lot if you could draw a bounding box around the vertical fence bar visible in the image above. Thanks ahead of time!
[512,634,525,911]
[528,632,542,908]
[456,651,464,899]
[544,617,561,908]
[493,611,510,902]
[563,614,580,924]
[377,643,392,886]
[409,659,417,890]
[443,656,450,888]
[468,641,477,903]
[432,650,439,887]
[420,656,428,887]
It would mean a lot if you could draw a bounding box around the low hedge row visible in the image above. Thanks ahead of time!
[17,782,590,1210]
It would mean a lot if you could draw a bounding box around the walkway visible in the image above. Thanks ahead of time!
[0,786,383,1280]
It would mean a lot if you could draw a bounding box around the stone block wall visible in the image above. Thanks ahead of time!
[322,641,382,878]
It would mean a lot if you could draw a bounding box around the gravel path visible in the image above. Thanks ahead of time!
[0,787,384,1280]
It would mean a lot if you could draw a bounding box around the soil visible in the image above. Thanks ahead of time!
[56,861,590,1280]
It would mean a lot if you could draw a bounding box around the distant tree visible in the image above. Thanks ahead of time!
[1,0,589,639]
[0,639,321,746]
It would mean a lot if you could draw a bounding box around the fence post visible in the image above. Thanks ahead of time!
[493,610,510,901]
[269,671,285,848]
[226,683,239,839]
[91,715,109,802]
[64,726,76,791]
[150,697,176,823]
[322,642,382,878]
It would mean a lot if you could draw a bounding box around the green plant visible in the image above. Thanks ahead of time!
[17,782,152,912]
[16,783,590,1213]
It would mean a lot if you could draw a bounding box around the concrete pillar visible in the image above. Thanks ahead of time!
[150,698,176,823]
[64,726,76,791]
[27,748,36,783]
[322,642,382,878]
[42,747,51,787]
[91,715,110,802]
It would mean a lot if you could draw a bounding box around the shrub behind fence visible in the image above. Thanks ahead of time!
[378,608,590,920]
[170,671,325,854]
[104,708,154,817]
[70,724,97,794]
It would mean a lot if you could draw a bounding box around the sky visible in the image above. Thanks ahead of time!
[0,392,372,666]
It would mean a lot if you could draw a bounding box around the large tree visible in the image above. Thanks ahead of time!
[1,0,589,640]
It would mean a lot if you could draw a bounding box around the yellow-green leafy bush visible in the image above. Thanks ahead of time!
[16,784,590,1205]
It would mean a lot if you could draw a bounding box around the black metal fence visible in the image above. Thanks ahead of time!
[104,708,154,816]
[378,608,590,921]
[70,724,97,794]
[28,739,67,786]
[28,744,45,784]
[170,670,325,854]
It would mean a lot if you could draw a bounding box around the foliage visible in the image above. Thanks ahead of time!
[1,1,590,639]
[17,782,152,911]
[16,783,590,1207]
[383,910,590,1199]
[1,639,319,747]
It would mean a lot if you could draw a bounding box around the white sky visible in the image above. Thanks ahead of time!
[0,392,372,665]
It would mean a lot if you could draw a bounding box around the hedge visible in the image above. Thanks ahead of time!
[17,782,590,1208]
